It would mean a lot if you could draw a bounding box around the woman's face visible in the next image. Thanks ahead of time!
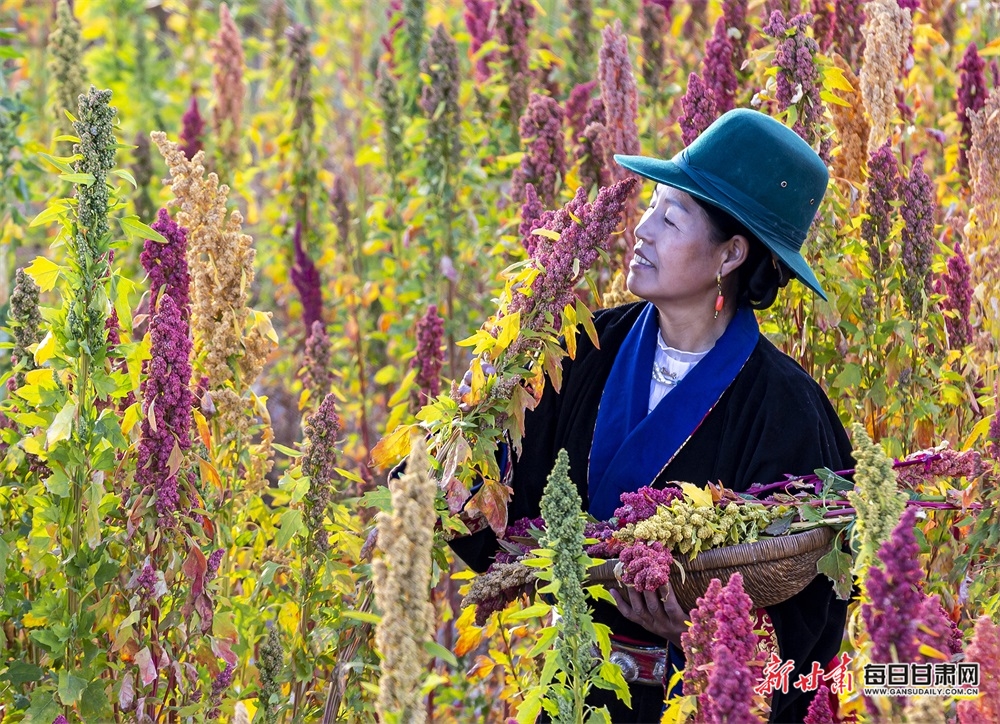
[626,184,731,309]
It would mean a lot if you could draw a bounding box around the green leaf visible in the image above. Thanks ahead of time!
[585,708,613,724]
[593,661,632,706]
[527,625,559,657]
[273,443,302,458]
[334,467,365,485]
[1,661,44,686]
[111,169,138,188]
[44,468,71,498]
[29,627,63,652]
[359,486,393,512]
[423,640,459,668]
[24,690,60,723]
[585,584,616,605]
[799,505,823,523]
[374,365,399,385]
[58,671,88,705]
[119,215,168,244]
[764,512,795,536]
[341,609,381,625]
[59,172,96,186]
[275,508,304,548]
[505,603,551,621]
[80,680,112,722]
[520,556,552,568]
[37,152,77,174]
[816,547,853,600]
[517,687,545,724]
[111,274,137,337]
[834,363,862,389]
[85,474,105,547]
[23,256,63,291]
[256,560,280,592]
[816,467,854,494]
[93,559,119,589]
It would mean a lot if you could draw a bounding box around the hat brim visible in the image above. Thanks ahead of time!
[614,154,828,301]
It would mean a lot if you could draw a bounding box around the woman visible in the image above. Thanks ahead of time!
[451,109,853,722]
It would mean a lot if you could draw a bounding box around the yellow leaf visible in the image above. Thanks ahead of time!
[466,357,486,406]
[388,368,418,407]
[25,368,55,386]
[536,48,563,67]
[822,65,855,93]
[369,423,417,470]
[121,402,142,435]
[24,256,63,292]
[22,435,46,457]
[198,457,223,489]
[362,283,380,306]
[47,401,76,448]
[531,227,561,241]
[194,410,212,449]
[669,3,691,37]
[249,310,279,345]
[457,330,496,356]
[820,90,853,108]
[454,605,484,657]
[494,312,520,353]
[22,611,47,628]
[238,700,258,722]
[278,601,300,634]
[913,23,946,47]
[680,483,713,508]
[963,415,993,450]
[32,331,56,365]
[355,146,382,167]
[917,643,949,661]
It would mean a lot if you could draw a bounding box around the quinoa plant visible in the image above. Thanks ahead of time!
[512,450,628,723]
[0,86,157,720]
[46,0,86,128]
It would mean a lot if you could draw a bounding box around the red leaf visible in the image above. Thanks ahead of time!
[118,671,135,711]
[509,384,538,440]
[135,646,157,687]
[182,546,208,597]
[211,638,239,666]
[444,476,471,513]
[440,433,472,507]
[195,593,215,634]
[465,479,513,535]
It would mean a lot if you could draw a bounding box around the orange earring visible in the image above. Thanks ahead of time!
[714,270,724,319]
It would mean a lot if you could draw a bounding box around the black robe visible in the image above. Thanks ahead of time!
[450,301,853,723]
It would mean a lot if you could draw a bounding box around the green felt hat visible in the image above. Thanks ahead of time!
[614,108,829,300]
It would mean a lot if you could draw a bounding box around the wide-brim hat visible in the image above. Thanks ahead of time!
[614,108,829,300]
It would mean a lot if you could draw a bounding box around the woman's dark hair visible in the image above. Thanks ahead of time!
[690,196,793,310]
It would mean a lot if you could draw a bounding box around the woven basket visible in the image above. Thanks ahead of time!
[588,527,835,611]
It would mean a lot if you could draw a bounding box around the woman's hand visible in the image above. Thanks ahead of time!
[610,584,687,648]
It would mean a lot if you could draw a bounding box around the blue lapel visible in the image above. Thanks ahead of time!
[587,303,760,520]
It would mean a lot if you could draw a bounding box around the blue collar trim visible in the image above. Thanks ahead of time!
[587,303,759,520]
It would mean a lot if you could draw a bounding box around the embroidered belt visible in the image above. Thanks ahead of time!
[606,638,668,687]
[596,610,781,693]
